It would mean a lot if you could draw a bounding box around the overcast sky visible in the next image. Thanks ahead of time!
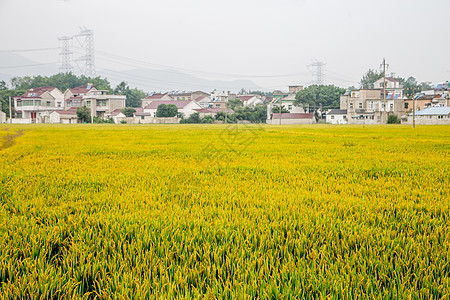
[0,0,449,90]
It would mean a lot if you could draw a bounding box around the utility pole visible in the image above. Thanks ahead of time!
[9,96,12,123]
[412,87,415,128]
[279,99,282,125]
[380,58,389,124]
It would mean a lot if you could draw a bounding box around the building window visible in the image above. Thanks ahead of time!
[343,115,347,119]
[390,104,393,110]
[405,103,409,108]
[16,101,22,107]
[288,105,292,110]
[46,101,51,107]
[86,101,91,107]
[216,104,220,108]
[35,100,41,106]
[57,102,62,107]
[22,100,34,106]
[331,115,335,119]
[359,103,362,109]
[350,103,353,109]
[141,116,144,120]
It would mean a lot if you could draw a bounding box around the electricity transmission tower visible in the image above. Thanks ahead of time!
[308,60,326,85]
[58,36,73,73]
[74,27,95,77]
[58,27,95,76]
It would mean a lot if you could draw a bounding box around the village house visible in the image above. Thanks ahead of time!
[169,91,209,101]
[266,85,305,124]
[193,107,234,119]
[237,95,264,107]
[141,93,173,107]
[339,88,405,124]
[194,95,212,108]
[209,90,236,109]
[13,87,64,123]
[143,100,202,119]
[326,109,348,124]
[405,107,450,125]
[266,113,316,125]
[49,107,79,124]
[63,84,96,109]
[0,103,6,123]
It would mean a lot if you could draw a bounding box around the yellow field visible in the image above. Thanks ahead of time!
[0,124,449,299]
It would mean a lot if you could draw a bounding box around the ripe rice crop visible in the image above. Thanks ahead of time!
[0,124,449,298]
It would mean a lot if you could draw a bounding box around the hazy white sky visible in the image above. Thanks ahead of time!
[0,0,449,90]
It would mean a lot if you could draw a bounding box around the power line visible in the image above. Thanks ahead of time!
[93,48,311,79]
[0,62,58,70]
[0,47,59,53]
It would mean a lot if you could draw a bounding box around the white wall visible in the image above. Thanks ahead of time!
[0,111,6,123]
[405,115,450,125]
[326,114,347,124]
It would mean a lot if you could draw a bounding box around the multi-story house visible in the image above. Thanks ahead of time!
[13,87,64,123]
[340,88,405,124]
[169,91,210,101]
[141,93,173,107]
[83,90,126,118]
[142,100,202,118]
[64,84,96,109]
[237,95,264,107]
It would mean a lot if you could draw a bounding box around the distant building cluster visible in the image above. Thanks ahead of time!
[5,79,450,125]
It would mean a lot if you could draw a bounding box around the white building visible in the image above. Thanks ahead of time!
[13,87,64,123]
[267,113,316,125]
[238,95,264,107]
[141,93,173,107]
[405,107,450,125]
[49,108,79,124]
[143,100,202,119]
[0,111,6,123]
[326,109,348,124]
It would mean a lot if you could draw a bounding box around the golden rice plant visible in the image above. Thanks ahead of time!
[0,124,449,299]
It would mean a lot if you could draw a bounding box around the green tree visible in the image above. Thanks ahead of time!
[360,69,383,89]
[387,114,401,124]
[121,107,136,117]
[201,115,214,123]
[180,112,202,123]
[294,85,345,112]
[114,81,145,107]
[227,98,243,110]
[156,104,178,117]
[76,106,91,123]
[271,105,289,113]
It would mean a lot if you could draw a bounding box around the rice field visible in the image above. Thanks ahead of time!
[0,124,449,299]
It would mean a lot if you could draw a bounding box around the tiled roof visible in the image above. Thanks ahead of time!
[69,86,93,95]
[144,100,191,109]
[144,93,171,100]
[55,107,78,115]
[194,96,209,102]
[194,108,234,114]
[272,113,314,119]
[18,87,56,98]
[385,77,399,82]
[409,107,450,116]
[110,109,122,116]
[238,95,256,101]
[327,109,347,115]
